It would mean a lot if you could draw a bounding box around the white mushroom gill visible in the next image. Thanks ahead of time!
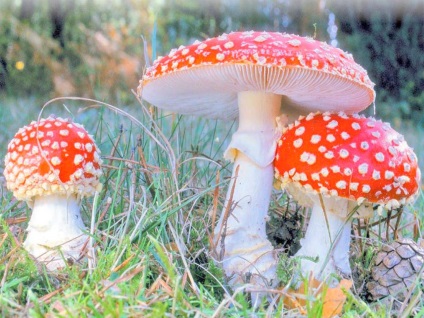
[24,193,87,270]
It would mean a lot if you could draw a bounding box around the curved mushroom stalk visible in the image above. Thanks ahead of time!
[294,202,353,285]
[24,194,88,270]
[213,91,281,293]
[294,198,374,286]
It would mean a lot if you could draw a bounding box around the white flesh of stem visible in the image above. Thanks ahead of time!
[23,193,87,270]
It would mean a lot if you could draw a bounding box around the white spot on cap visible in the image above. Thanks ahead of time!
[197,43,207,50]
[321,168,329,177]
[306,113,314,121]
[353,155,360,162]
[326,134,336,142]
[350,183,359,191]
[224,41,234,49]
[323,114,331,121]
[288,39,301,46]
[341,132,350,140]
[362,185,371,193]
[336,180,347,189]
[300,152,316,165]
[295,126,305,136]
[360,141,369,150]
[358,163,368,175]
[52,141,59,150]
[61,141,68,148]
[77,132,85,138]
[51,157,61,166]
[330,189,338,196]
[216,53,225,61]
[388,146,397,156]
[372,131,381,138]
[385,170,394,179]
[375,152,385,162]
[367,121,376,128]
[299,173,307,181]
[74,142,82,150]
[310,135,321,144]
[324,151,334,159]
[326,120,338,129]
[293,139,303,148]
[331,165,341,173]
[311,173,320,181]
[289,168,296,176]
[404,163,411,172]
[344,168,352,176]
[59,129,69,136]
[74,154,84,165]
[318,146,326,153]
[372,170,381,180]
[383,184,392,192]
[339,149,349,159]
[254,35,268,42]
[352,122,361,130]
[86,143,93,152]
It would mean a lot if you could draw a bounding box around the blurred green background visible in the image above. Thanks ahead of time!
[0,0,423,125]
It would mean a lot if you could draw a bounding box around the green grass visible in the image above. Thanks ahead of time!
[0,95,423,317]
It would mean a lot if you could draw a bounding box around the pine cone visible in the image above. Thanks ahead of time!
[367,238,424,301]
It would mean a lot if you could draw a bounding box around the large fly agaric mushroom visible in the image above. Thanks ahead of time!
[4,116,102,270]
[137,31,375,291]
[274,112,421,285]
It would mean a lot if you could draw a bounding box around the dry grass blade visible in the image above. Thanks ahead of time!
[212,165,239,260]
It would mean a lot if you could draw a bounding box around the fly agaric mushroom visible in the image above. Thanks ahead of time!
[4,116,102,270]
[274,112,421,285]
[137,31,375,291]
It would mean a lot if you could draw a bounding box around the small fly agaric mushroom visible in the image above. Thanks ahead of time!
[4,116,102,270]
[138,31,375,291]
[274,112,421,285]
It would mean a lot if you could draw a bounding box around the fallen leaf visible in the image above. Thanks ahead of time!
[284,277,353,318]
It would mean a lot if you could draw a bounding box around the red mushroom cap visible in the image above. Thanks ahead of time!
[274,112,420,209]
[138,31,375,119]
[4,116,103,201]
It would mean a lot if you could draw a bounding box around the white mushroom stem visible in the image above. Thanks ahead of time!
[294,203,352,285]
[293,197,373,286]
[24,193,88,270]
[214,91,282,292]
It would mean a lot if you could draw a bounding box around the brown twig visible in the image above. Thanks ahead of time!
[137,134,156,199]
[208,170,220,249]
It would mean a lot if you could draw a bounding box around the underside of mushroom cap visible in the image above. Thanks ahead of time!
[274,112,421,211]
[4,117,103,202]
[139,31,375,120]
